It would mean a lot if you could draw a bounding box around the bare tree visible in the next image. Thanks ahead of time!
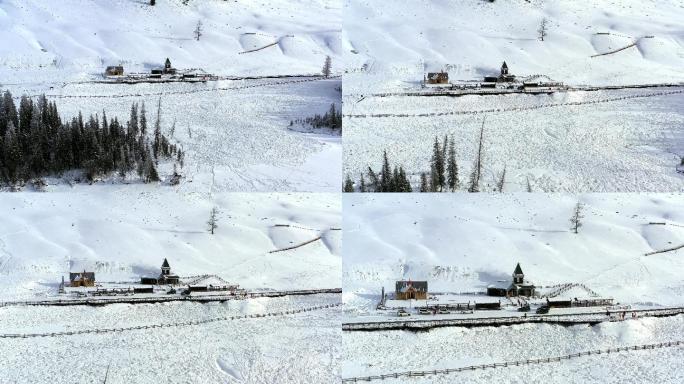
[570,202,584,234]
[496,165,506,192]
[194,20,203,41]
[322,55,332,78]
[538,18,548,41]
[468,117,486,193]
[207,206,219,235]
[526,176,533,192]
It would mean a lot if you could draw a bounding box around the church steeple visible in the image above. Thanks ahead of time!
[512,262,524,284]
[501,61,509,75]
[161,258,171,276]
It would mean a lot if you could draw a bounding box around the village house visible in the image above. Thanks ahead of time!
[395,280,428,300]
[487,263,536,297]
[425,71,449,85]
[104,65,124,76]
[483,61,516,85]
[140,258,180,285]
[69,270,96,287]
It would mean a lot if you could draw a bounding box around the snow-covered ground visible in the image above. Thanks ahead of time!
[0,189,341,301]
[343,0,684,93]
[343,193,684,311]
[343,88,684,192]
[0,294,341,384]
[0,190,341,383]
[341,0,684,193]
[0,0,342,192]
[0,0,341,80]
[342,193,684,382]
[343,314,684,383]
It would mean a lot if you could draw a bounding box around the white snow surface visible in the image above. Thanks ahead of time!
[342,193,684,383]
[343,193,684,313]
[343,0,684,93]
[0,294,341,384]
[0,189,341,300]
[343,88,684,193]
[0,0,342,79]
[0,0,343,192]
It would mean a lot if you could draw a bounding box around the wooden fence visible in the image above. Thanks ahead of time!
[0,288,341,307]
[15,75,341,100]
[344,87,684,119]
[343,307,684,331]
[341,340,684,382]
[0,303,342,339]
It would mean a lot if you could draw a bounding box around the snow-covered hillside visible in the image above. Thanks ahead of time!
[343,193,684,310]
[343,0,684,92]
[0,189,341,300]
[0,0,342,81]
[0,0,343,192]
[343,88,684,192]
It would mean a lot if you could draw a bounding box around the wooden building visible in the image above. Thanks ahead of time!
[395,280,428,300]
[482,61,516,84]
[507,263,536,297]
[69,270,95,287]
[104,66,124,76]
[140,258,180,285]
[163,58,177,75]
[487,263,536,297]
[426,71,449,84]
[475,301,501,310]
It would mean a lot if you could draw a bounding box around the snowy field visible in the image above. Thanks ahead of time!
[0,0,342,192]
[342,193,684,382]
[341,0,684,193]
[3,77,342,192]
[343,193,684,312]
[342,314,684,383]
[343,0,684,93]
[0,190,341,301]
[343,88,684,192]
[0,293,341,384]
[0,0,342,80]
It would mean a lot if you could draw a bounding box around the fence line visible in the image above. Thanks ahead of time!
[12,75,341,100]
[343,307,684,331]
[341,341,684,382]
[268,236,322,253]
[0,288,341,307]
[344,88,684,119]
[0,303,342,339]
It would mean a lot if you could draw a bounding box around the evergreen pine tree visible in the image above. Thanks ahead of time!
[343,175,354,192]
[446,136,458,191]
[420,172,428,192]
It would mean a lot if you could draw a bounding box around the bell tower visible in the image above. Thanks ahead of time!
[512,262,524,284]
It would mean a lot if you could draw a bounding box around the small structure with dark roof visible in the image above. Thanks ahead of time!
[426,71,449,85]
[395,280,428,300]
[140,258,180,285]
[69,270,96,287]
[508,263,535,297]
[483,61,516,84]
[104,65,124,76]
[487,263,536,297]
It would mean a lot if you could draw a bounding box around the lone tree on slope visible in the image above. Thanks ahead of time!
[538,18,548,41]
[570,201,585,234]
[194,20,203,41]
[468,117,486,193]
[207,206,219,235]
[322,56,332,78]
[150,0,155,5]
